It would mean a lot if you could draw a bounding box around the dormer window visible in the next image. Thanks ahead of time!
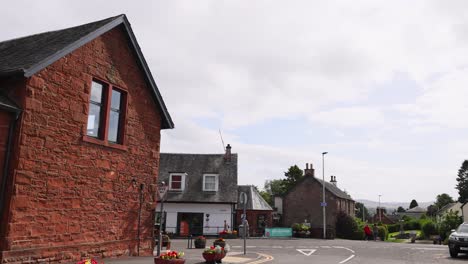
[203,174,219,191]
[169,173,186,191]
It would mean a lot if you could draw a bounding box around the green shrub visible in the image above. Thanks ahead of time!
[292,223,301,231]
[351,229,364,240]
[378,225,388,241]
[387,224,400,233]
[404,219,420,230]
[336,211,359,239]
[421,221,437,239]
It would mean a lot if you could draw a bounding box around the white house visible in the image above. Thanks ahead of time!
[156,145,238,236]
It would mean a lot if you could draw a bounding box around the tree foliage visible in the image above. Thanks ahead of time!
[434,193,455,209]
[397,206,405,213]
[409,199,419,209]
[355,202,369,220]
[456,160,468,203]
[426,205,438,217]
[335,211,358,239]
[439,210,463,240]
[283,165,304,190]
[261,165,305,206]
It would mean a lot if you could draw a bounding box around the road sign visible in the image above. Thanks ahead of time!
[320,202,327,207]
[158,185,169,200]
[239,192,247,204]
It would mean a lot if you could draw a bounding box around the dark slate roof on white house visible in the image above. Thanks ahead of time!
[0,14,173,129]
[159,153,238,204]
[237,185,273,211]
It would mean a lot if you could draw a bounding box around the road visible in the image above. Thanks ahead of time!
[218,238,464,264]
[106,238,466,264]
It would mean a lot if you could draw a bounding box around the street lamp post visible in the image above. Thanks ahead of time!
[322,151,328,239]
[378,194,382,223]
[157,181,168,257]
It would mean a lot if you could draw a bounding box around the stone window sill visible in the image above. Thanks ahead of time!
[82,135,128,151]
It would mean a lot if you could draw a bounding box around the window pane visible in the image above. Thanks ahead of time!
[171,181,181,189]
[172,175,182,181]
[205,176,216,190]
[111,89,121,110]
[108,110,120,143]
[87,103,101,137]
[90,81,103,103]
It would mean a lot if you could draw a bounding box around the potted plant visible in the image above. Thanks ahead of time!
[194,236,207,248]
[202,245,226,264]
[213,237,226,248]
[154,250,185,264]
[76,259,101,264]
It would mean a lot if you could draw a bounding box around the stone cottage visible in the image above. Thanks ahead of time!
[282,163,355,238]
[0,15,173,262]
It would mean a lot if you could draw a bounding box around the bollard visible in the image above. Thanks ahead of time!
[187,235,193,249]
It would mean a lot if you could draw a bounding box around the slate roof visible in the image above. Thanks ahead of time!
[237,185,273,211]
[406,206,427,213]
[316,178,354,201]
[0,14,173,129]
[438,203,457,215]
[159,153,238,204]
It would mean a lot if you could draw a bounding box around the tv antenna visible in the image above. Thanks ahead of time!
[219,128,226,151]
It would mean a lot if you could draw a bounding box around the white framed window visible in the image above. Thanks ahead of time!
[203,174,219,191]
[169,173,186,191]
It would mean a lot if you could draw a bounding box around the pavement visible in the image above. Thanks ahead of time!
[103,239,271,264]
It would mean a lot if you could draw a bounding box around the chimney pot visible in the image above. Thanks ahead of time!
[224,144,232,161]
[306,163,309,169]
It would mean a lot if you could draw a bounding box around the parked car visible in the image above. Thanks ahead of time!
[448,222,468,257]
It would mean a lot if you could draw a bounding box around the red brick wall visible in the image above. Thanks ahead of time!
[283,176,340,229]
[235,210,272,237]
[2,26,164,263]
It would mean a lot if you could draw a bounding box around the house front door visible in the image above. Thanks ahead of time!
[177,212,204,236]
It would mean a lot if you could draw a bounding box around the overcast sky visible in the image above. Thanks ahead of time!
[2,1,467,203]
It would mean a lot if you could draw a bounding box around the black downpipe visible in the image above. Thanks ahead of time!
[0,112,19,235]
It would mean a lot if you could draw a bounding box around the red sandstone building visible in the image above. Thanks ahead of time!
[235,185,273,237]
[0,15,173,262]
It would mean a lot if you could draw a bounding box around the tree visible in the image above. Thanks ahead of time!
[355,202,369,220]
[261,165,305,206]
[409,199,419,209]
[434,193,455,210]
[397,206,405,213]
[426,205,438,217]
[283,165,304,190]
[456,160,468,203]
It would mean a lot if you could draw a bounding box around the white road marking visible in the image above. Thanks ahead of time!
[272,246,283,248]
[321,246,331,248]
[333,246,355,253]
[296,249,317,256]
[411,247,446,251]
[339,254,355,264]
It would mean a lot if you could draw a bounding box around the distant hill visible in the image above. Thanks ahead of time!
[356,199,433,212]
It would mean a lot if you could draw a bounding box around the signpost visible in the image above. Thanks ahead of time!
[239,192,247,255]
[156,182,168,257]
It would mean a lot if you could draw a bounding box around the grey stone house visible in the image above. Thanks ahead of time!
[282,163,355,238]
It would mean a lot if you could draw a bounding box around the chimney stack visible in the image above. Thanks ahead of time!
[330,175,337,186]
[224,144,232,162]
[304,163,315,177]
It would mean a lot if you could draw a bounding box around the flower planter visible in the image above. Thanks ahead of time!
[194,239,206,248]
[154,258,186,264]
[213,241,226,248]
[202,252,226,264]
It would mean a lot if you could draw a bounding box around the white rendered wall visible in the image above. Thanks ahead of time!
[156,203,233,235]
